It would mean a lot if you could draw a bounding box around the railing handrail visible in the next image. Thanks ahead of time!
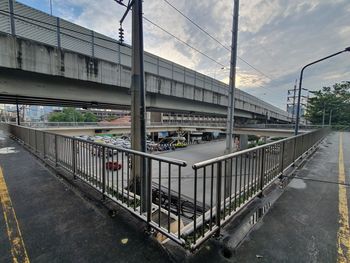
[9,124,187,167]
[192,129,319,169]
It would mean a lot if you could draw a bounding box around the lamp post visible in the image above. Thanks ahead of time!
[294,47,350,135]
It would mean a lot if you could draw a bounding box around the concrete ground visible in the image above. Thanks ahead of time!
[190,132,350,262]
[1,130,349,262]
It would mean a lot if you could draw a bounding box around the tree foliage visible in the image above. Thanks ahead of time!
[305,81,350,125]
[48,108,97,122]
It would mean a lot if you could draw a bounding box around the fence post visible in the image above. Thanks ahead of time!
[34,129,37,153]
[292,137,297,166]
[55,135,58,167]
[27,128,30,147]
[259,148,265,197]
[43,132,46,159]
[215,161,222,236]
[102,146,106,200]
[279,141,285,179]
[72,139,76,179]
[146,158,152,231]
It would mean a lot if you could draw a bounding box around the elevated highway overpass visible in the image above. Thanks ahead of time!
[21,122,303,137]
[0,1,291,122]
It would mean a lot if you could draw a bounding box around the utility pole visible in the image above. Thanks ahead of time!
[114,0,146,210]
[224,0,239,199]
[225,0,239,154]
[287,79,297,123]
[130,0,147,211]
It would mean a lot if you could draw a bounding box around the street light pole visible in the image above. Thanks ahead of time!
[294,47,350,135]
[225,0,239,154]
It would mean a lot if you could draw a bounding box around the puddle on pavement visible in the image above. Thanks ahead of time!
[249,202,271,225]
[288,179,306,189]
[0,147,19,154]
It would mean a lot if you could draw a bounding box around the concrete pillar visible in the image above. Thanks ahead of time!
[240,134,248,150]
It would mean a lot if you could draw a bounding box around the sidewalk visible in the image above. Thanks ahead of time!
[0,129,170,263]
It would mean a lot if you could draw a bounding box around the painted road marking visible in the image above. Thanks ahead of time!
[0,166,30,263]
[337,133,350,263]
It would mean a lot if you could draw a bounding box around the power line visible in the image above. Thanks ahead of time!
[159,0,284,100]
[143,16,279,97]
[143,16,226,68]
[161,0,273,81]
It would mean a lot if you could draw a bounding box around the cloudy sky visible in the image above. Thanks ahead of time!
[17,0,350,110]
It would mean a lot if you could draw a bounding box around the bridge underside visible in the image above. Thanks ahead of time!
[0,68,256,119]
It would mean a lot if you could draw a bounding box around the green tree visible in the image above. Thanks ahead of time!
[83,112,98,122]
[305,81,350,125]
[48,108,84,122]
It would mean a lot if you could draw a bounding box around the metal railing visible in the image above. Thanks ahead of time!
[6,124,190,245]
[4,123,329,249]
[186,127,330,248]
[20,121,316,130]
[234,123,323,130]
[20,121,228,129]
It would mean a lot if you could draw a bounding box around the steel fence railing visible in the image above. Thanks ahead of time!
[5,123,330,249]
[186,127,330,248]
[7,124,189,245]
[20,121,228,129]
